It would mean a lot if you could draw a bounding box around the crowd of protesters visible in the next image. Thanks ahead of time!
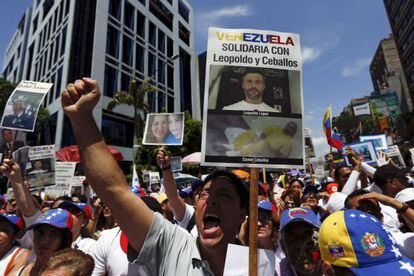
[0,77,413,275]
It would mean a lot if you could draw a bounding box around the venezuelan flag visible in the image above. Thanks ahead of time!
[323,106,344,151]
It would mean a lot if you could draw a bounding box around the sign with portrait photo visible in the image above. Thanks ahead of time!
[0,81,52,132]
[359,134,387,151]
[171,156,182,172]
[343,141,377,166]
[142,113,185,146]
[0,128,26,158]
[26,145,56,189]
[201,27,304,169]
[383,145,406,168]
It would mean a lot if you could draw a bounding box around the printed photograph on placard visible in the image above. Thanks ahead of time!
[0,128,26,157]
[26,145,56,189]
[0,80,52,132]
[359,134,388,151]
[143,113,185,145]
[171,156,182,172]
[343,141,377,165]
[204,114,303,166]
[207,65,301,115]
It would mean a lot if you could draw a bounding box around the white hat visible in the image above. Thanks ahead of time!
[326,192,347,214]
[395,188,414,203]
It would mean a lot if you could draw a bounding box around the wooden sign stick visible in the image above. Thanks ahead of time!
[249,168,259,276]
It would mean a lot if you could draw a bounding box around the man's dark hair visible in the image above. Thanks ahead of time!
[344,189,370,209]
[373,164,409,189]
[334,165,350,180]
[241,68,266,83]
[201,170,249,211]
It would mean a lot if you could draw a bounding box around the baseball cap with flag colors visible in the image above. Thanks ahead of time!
[319,209,414,275]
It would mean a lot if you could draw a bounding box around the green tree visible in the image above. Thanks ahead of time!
[333,112,360,143]
[0,78,16,118]
[107,78,159,141]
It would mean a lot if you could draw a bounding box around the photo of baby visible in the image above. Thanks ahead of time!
[143,113,185,145]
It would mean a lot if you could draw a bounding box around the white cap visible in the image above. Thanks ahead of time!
[395,188,414,203]
[326,192,347,214]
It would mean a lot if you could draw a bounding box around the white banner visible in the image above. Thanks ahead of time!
[353,102,371,116]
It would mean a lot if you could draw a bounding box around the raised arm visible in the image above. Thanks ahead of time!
[156,148,186,220]
[61,78,153,252]
[0,159,38,216]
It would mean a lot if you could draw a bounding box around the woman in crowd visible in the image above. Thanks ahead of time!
[18,208,73,275]
[145,114,169,144]
[281,189,302,209]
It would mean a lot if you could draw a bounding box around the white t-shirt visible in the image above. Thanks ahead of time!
[223,100,278,112]
[175,204,198,237]
[90,227,149,276]
[72,236,96,255]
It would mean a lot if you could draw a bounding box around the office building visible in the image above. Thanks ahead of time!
[383,1,414,103]
[1,0,198,167]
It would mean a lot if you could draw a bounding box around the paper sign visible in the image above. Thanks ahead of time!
[224,244,275,275]
[171,156,182,172]
[201,27,304,169]
[26,145,55,188]
[149,172,160,184]
[0,81,52,132]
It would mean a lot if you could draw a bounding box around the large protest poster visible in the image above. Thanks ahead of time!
[26,145,56,189]
[0,81,52,132]
[201,28,304,169]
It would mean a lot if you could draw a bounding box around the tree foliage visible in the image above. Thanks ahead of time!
[333,112,380,144]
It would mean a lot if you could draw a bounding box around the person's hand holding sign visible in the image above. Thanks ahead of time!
[61,77,101,120]
[156,148,171,171]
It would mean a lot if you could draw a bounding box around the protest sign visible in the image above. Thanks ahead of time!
[223,244,275,275]
[0,128,26,158]
[143,113,185,145]
[12,146,29,165]
[45,162,77,197]
[201,27,304,169]
[343,141,377,166]
[384,145,405,168]
[0,81,52,132]
[149,172,160,184]
[71,175,86,195]
[26,145,55,189]
[171,156,182,172]
[360,134,388,151]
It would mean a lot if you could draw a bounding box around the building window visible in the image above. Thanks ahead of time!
[58,1,64,24]
[65,0,70,15]
[104,65,118,97]
[122,35,133,66]
[121,73,131,91]
[158,59,165,84]
[101,114,134,147]
[179,23,190,45]
[55,67,63,99]
[42,0,54,20]
[167,37,173,58]
[106,25,120,58]
[149,22,156,47]
[167,64,174,89]
[32,15,39,33]
[135,43,145,72]
[149,0,173,30]
[136,11,145,38]
[178,0,189,22]
[148,52,156,77]
[109,0,121,19]
[179,48,192,114]
[60,26,67,58]
[158,30,165,53]
[54,33,60,63]
[124,1,135,31]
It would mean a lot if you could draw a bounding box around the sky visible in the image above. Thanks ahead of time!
[0,1,392,158]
